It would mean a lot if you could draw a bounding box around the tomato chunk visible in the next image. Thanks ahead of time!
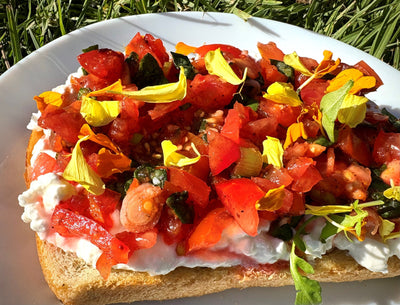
[51,207,129,278]
[373,130,400,164]
[187,208,234,252]
[286,157,322,193]
[77,48,124,84]
[207,129,241,176]
[337,126,371,166]
[214,178,264,236]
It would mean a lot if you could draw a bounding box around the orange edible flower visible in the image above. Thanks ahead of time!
[97,148,132,178]
[284,122,308,149]
[326,68,376,94]
[175,41,197,55]
[33,91,63,112]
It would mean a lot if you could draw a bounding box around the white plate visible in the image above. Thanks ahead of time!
[1,11,400,305]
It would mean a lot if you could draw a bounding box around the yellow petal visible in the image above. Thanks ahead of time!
[337,94,368,128]
[326,68,363,93]
[263,82,302,106]
[262,136,284,168]
[283,51,313,76]
[284,122,308,149]
[79,124,120,153]
[350,76,376,94]
[380,219,395,241]
[383,185,400,201]
[205,48,246,85]
[87,80,123,97]
[96,148,132,178]
[175,41,197,55]
[255,185,286,211]
[80,96,120,127]
[116,66,187,103]
[34,91,63,111]
[162,140,200,167]
[62,136,105,195]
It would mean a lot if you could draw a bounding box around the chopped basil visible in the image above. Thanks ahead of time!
[82,44,99,53]
[270,59,295,83]
[133,164,167,188]
[125,52,140,81]
[77,87,91,100]
[171,52,196,80]
[133,53,168,89]
[166,191,194,224]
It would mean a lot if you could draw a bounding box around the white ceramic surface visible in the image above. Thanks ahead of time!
[1,11,399,305]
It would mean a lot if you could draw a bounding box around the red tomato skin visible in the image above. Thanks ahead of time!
[116,228,158,257]
[87,189,121,229]
[214,178,264,236]
[125,33,169,67]
[221,108,242,144]
[286,157,322,193]
[30,152,65,182]
[207,129,241,176]
[373,130,400,165]
[187,207,234,252]
[300,79,329,107]
[167,167,211,208]
[194,44,242,57]
[337,126,372,167]
[353,60,383,89]
[184,74,238,111]
[241,117,279,145]
[381,160,400,186]
[77,49,124,84]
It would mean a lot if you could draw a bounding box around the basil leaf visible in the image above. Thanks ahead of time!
[134,165,167,188]
[171,52,196,80]
[166,191,194,224]
[82,44,98,53]
[270,59,295,82]
[133,53,168,89]
[320,80,353,142]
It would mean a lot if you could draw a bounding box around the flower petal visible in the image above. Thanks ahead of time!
[263,82,302,106]
[262,136,284,168]
[284,122,308,149]
[256,185,285,211]
[62,136,105,195]
[337,94,368,128]
[96,148,132,178]
[205,48,246,85]
[283,51,312,76]
[80,96,120,127]
[162,140,200,167]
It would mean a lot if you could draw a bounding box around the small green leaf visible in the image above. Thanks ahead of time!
[290,243,322,305]
[166,191,194,224]
[133,53,168,89]
[320,80,353,142]
[171,52,196,80]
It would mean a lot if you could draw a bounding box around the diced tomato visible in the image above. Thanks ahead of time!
[258,98,301,128]
[353,60,383,89]
[116,228,158,257]
[214,178,264,236]
[125,33,169,67]
[158,207,192,245]
[221,108,242,144]
[259,59,287,87]
[257,41,285,62]
[77,49,124,84]
[262,165,294,187]
[233,101,258,123]
[30,152,63,181]
[241,117,279,145]
[87,189,121,229]
[337,126,371,167]
[284,142,326,162]
[207,129,241,176]
[38,106,85,144]
[286,157,322,193]
[194,44,242,58]
[380,160,400,186]
[51,206,129,278]
[186,156,210,181]
[183,74,238,111]
[290,191,305,215]
[300,79,329,107]
[187,207,234,252]
[372,129,400,165]
[58,193,90,218]
[148,100,184,121]
[167,167,211,208]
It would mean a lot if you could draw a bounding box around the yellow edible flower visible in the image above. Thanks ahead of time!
[379,219,396,241]
[205,48,246,85]
[116,67,187,103]
[62,135,105,195]
[337,94,368,128]
[284,50,340,91]
[262,136,284,168]
[326,68,376,94]
[80,96,120,127]
[284,122,308,149]
[175,41,197,55]
[162,140,201,167]
[263,82,302,107]
[33,91,63,111]
[383,184,400,201]
[255,185,286,211]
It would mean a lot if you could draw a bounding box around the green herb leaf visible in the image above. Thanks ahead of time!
[171,52,196,80]
[133,53,168,89]
[290,243,322,305]
[320,80,353,142]
[166,191,194,224]
[270,59,295,82]
[133,165,167,188]
[82,44,99,53]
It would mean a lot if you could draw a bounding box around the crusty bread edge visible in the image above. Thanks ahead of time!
[26,130,400,305]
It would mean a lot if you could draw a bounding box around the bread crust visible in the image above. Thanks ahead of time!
[27,130,400,305]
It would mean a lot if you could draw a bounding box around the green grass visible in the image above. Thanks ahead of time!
[1,0,400,75]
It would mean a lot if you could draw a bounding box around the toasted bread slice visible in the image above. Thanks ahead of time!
[27,130,400,305]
